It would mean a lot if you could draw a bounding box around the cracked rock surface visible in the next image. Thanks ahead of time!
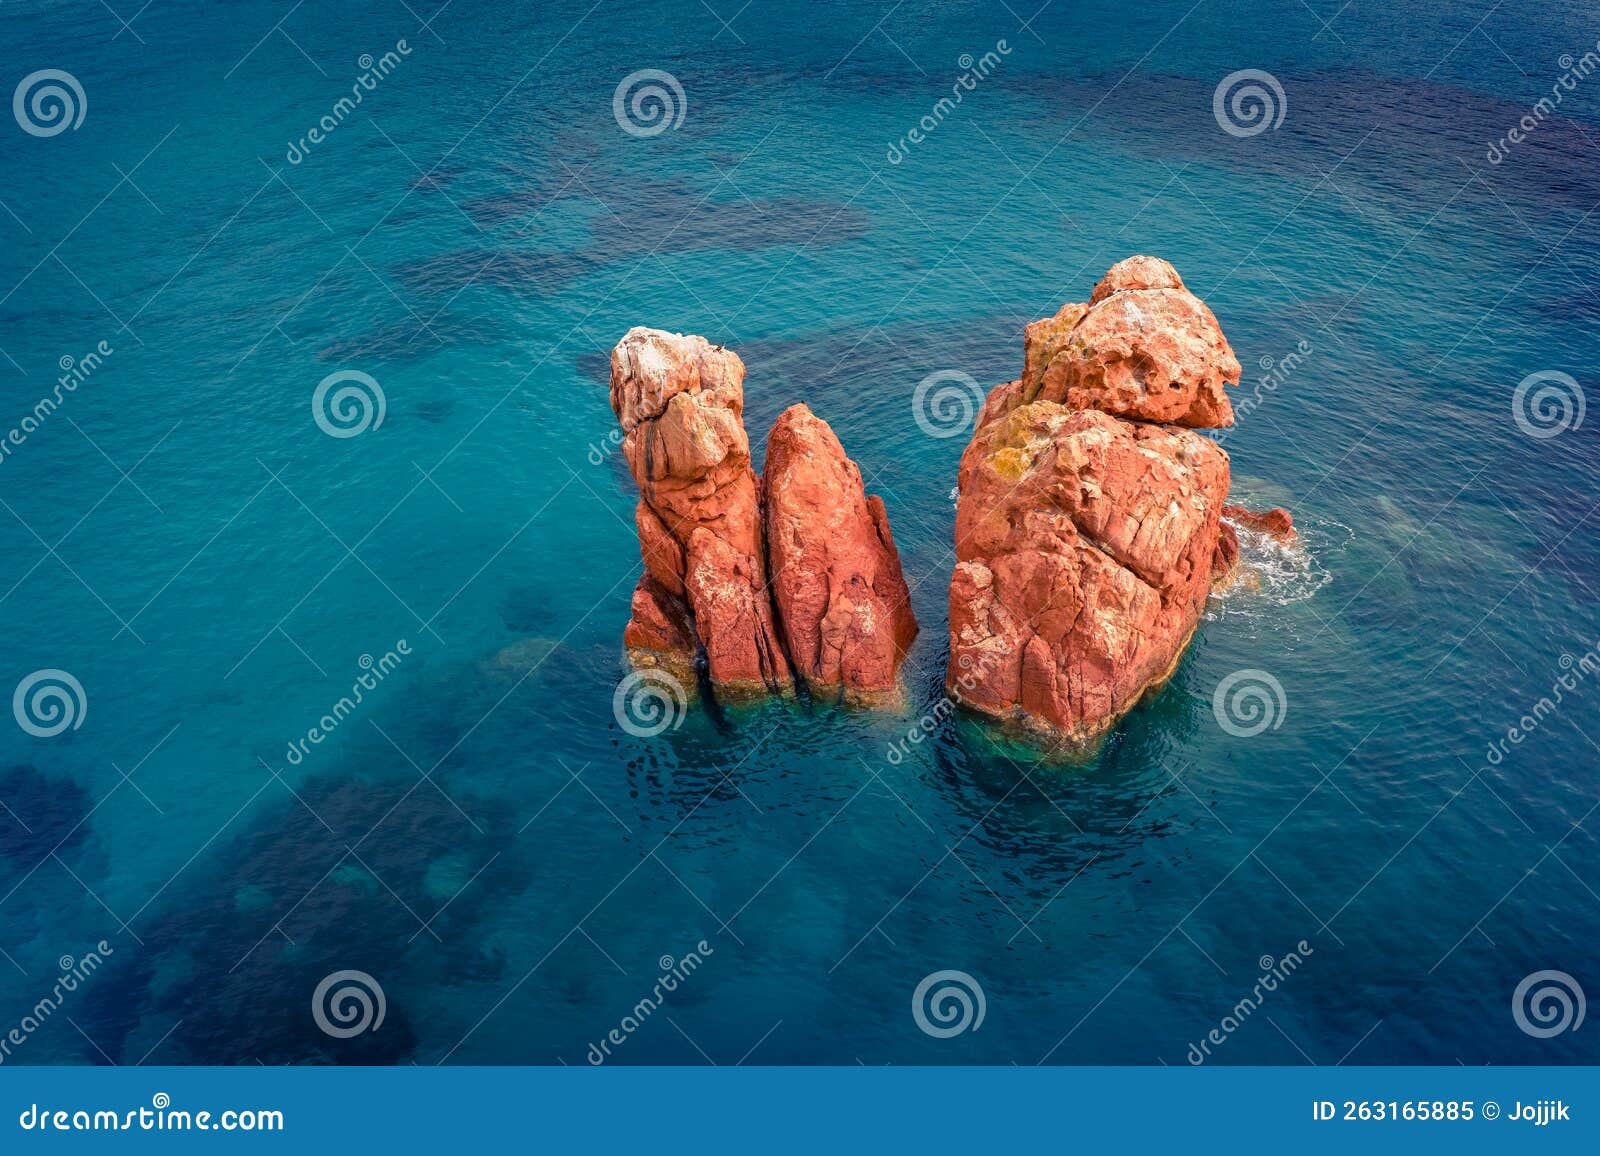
[1019,255,1241,428]
[610,328,917,701]
[947,256,1242,750]
[611,327,790,695]
[764,403,918,702]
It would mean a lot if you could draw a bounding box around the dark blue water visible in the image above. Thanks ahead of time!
[1,0,1596,1065]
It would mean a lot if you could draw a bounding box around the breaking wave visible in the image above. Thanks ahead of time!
[1208,510,1347,622]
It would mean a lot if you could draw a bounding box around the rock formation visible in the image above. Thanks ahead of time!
[1017,255,1239,428]
[1222,503,1296,544]
[1211,520,1242,590]
[1211,505,1299,596]
[611,328,790,696]
[947,256,1243,750]
[764,404,918,701]
[610,329,916,703]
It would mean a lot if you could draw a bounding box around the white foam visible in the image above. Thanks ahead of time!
[1207,510,1348,623]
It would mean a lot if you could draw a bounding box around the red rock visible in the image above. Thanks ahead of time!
[623,573,698,688]
[1087,254,1186,304]
[763,404,918,700]
[1211,520,1241,590]
[610,330,919,705]
[1222,503,1295,543]
[948,257,1240,749]
[1019,255,1240,427]
[948,404,1229,748]
[1020,304,1088,404]
[611,327,791,695]
[634,502,685,596]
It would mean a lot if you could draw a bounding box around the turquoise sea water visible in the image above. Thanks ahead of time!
[0,0,1596,1065]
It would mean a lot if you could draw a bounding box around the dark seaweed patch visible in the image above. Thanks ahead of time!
[0,764,91,869]
[81,770,525,1064]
